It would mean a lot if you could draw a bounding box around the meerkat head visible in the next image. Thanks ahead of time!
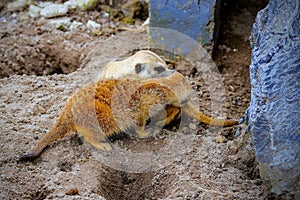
[96,50,174,80]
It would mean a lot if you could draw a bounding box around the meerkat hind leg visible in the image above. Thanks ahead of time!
[75,125,112,151]
[158,105,181,127]
[135,106,181,137]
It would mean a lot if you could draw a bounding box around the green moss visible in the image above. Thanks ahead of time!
[86,0,98,10]
[92,30,103,36]
[70,0,98,11]
[56,25,68,32]
[99,5,118,17]
[122,17,135,25]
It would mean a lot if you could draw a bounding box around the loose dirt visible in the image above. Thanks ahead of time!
[0,1,269,199]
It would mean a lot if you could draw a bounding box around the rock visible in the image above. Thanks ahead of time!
[47,17,71,32]
[149,0,221,54]
[216,135,228,143]
[64,0,98,10]
[70,20,84,31]
[66,187,79,195]
[228,85,235,92]
[46,40,54,45]
[17,11,29,22]
[40,4,69,18]
[141,17,149,27]
[225,102,231,108]
[56,193,65,198]
[48,17,71,27]
[86,20,100,30]
[102,12,110,19]
[248,0,300,198]
[7,0,28,12]
[38,2,53,8]
[28,5,41,18]
[11,13,18,24]
[188,123,197,130]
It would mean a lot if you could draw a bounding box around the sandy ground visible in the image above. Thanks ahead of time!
[0,1,269,199]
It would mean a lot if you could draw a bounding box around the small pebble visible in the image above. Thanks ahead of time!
[52,177,59,184]
[102,12,110,18]
[47,39,53,45]
[229,85,235,92]
[189,123,197,130]
[216,135,228,143]
[66,187,79,195]
[225,102,231,108]
[40,4,68,18]
[56,193,65,198]
[87,20,101,30]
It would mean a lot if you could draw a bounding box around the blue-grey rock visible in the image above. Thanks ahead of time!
[149,0,220,53]
[38,2,53,8]
[28,5,41,18]
[248,0,300,197]
[86,20,101,30]
[70,20,84,31]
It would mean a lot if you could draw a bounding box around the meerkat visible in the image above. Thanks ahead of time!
[96,50,174,80]
[19,71,238,161]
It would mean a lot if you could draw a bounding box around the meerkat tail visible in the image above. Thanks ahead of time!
[182,102,238,127]
[19,100,76,161]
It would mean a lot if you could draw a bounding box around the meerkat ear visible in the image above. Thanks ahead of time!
[135,63,146,74]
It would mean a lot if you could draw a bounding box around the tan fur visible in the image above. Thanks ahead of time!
[96,50,173,80]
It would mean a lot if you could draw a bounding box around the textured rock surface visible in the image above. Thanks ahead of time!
[28,5,41,18]
[149,0,220,53]
[248,0,300,197]
[40,4,69,18]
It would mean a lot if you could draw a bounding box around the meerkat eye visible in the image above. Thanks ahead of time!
[146,118,151,126]
[135,63,145,74]
[154,66,166,73]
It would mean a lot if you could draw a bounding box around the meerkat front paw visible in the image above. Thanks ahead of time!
[135,125,152,138]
